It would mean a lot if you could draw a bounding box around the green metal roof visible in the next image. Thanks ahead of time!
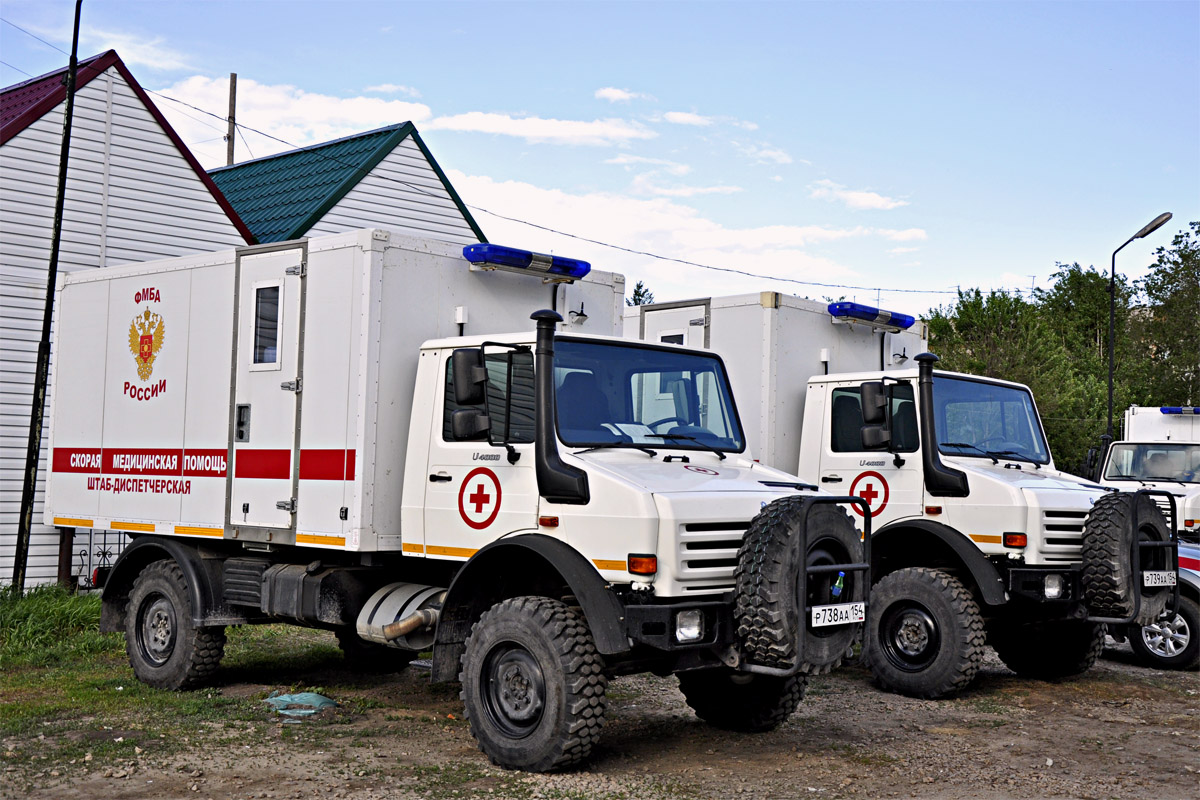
[208,122,485,243]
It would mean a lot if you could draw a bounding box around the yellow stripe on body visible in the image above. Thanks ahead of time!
[296,533,346,547]
[112,521,155,532]
[175,525,224,537]
[402,543,425,554]
[53,517,94,528]
[425,545,479,559]
[969,534,1003,545]
[592,559,626,571]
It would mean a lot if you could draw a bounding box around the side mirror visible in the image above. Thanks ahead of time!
[862,424,892,450]
[1084,447,1098,481]
[451,408,490,440]
[860,381,888,425]
[452,348,487,405]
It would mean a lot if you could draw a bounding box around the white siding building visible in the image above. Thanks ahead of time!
[1,50,253,586]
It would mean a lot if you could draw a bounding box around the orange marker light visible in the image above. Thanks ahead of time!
[1003,532,1027,548]
[628,554,657,575]
[538,516,559,528]
[924,505,943,515]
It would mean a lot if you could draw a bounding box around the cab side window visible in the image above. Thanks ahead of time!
[830,385,918,453]
[442,352,535,443]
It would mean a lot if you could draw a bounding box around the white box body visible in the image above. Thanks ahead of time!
[44,229,624,552]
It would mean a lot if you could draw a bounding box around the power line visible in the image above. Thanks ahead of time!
[0,59,34,78]
[1,18,69,56]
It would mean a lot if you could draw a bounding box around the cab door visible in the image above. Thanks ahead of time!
[228,244,305,531]
[423,348,539,560]
[818,380,924,529]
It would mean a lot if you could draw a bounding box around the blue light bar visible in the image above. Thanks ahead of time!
[462,244,591,280]
[1160,407,1199,414]
[827,302,915,330]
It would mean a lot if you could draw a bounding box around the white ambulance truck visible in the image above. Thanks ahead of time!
[627,293,1178,698]
[44,231,869,772]
[1098,406,1199,670]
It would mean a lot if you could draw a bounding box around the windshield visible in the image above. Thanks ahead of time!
[932,376,1050,464]
[553,339,745,452]
[1104,443,1200,484]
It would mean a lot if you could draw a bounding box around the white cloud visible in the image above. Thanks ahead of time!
[595,87,651,103]
[604,154,691,176]
[770,175,783,183]
[154,75,433,169]
[446,170,927,304]
[425,111,656,146]
[78,27,194,71]
[630,174,743,198]
[366,83,421,98]
[889,247,919,254]
[809,179,908,210]
[737,144,794,165]
[877,228,928,242]
[663,111,715,126]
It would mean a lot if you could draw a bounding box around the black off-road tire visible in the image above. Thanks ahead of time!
[460,597,607,772]
[736,496,863,674]
[1127,594,1200,671]
[989,619,1105,680]
[867,567,985,699]
[335,628,418,673]
[124,560,226,690]
[677,668,806,732]
[1083,492,1171,625]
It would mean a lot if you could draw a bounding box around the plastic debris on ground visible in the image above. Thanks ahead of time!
[262,691,338,717]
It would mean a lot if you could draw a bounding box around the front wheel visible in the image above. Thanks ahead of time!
[460,597,607,772]
[124,560,226,690]
[989,619,1104,679]
[1127,595,1200,671]
[677,668,806,732]
[867,567,984,699]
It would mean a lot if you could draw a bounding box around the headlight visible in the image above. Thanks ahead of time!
[1044,574,1064,600]
[675,609,704,642]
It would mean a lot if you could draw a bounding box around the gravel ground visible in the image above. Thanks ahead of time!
[5,639,1197,800]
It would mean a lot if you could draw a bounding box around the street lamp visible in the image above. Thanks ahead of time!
[1104,211,1173,457]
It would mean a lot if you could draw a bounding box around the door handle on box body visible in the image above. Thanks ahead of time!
[429,473,452,483]
[821,475,843,484]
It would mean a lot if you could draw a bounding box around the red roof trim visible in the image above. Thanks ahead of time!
[0,50,255,245]
[0,50,118,147]
[107,59,256,244]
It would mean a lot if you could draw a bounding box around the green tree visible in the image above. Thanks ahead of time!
[1134,222,1200,405]
[626,280,655,306]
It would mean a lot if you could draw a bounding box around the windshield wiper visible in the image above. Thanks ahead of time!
[940,442,998,464]
[1107,473,1149,485]
[572,443,658,458]
[646,433,727,460]
[1143,475,1188,486]
[988,450,1042,469]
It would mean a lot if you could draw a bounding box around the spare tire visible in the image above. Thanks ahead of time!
[1082,492,1171,625]
[735,496,863,674]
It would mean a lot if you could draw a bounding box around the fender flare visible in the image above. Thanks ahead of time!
[873,519,1006,607]
[100,535,226,631]
[431,534,627,682]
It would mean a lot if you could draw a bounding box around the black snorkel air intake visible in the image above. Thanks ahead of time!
[531,310,590,504]
[916,353,969,497]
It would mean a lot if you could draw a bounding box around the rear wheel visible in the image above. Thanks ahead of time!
[1127,594,1200,671]
[1082,492,1171,625]
[677,668,806,732]
[124,560,225,690]
[460,597,607,772]
[867,567,984,698]
[989,619,1104,679]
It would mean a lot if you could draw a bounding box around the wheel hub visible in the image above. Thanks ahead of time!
[483,644,546,737]
[139,594,176,666]
[1142,613,1189,658]
[882,605,940,672]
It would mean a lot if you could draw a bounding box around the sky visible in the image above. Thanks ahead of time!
[2,0,1197,318]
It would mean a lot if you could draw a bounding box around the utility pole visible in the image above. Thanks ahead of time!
[14,0,84,591]
[225,72,237,166]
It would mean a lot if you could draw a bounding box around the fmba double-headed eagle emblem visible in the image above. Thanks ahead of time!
[128,308,165,381]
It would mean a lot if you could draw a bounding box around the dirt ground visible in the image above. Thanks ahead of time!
[5,640,1197,800]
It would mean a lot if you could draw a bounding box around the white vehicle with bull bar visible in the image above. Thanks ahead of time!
[43,230,868,771]
[627,294,1181,697]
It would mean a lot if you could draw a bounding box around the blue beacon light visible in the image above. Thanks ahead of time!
[1160,407,1199,415]
[827,301,916,330]
[462,244,591,280]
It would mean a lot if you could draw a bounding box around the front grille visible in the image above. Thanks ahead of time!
[676,520,749,591]
[1040,509,1086,562]
[1151,496,1177,527]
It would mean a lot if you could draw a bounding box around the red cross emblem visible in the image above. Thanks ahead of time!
[458,467,502,530]
[848,470,889,518]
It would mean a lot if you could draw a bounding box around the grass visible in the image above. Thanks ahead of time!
[0,585,122,669]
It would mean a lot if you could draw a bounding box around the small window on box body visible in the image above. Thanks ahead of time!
[254,286,280,364]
